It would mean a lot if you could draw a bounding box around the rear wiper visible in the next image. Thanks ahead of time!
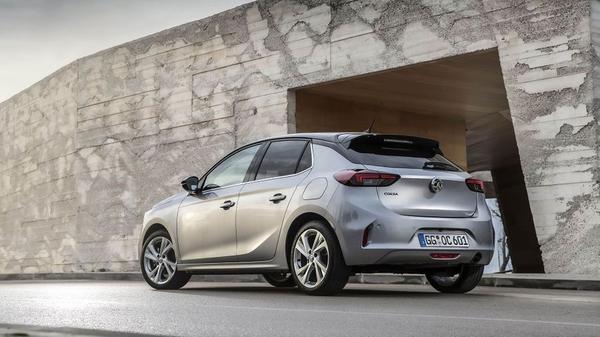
[422,161,459,172]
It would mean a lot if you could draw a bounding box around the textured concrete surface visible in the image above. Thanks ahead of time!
[1,0,599,275]
[0,281,599,337]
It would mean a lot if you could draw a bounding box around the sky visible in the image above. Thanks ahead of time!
[0,0,252,102]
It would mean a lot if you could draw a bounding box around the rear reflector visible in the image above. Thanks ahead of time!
[362,225,372,247]
[465,178,485,193]
[334,170,399,187]
[430,253,460,260]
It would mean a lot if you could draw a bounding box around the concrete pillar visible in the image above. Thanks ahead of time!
[490,0,600,273]
[492,165,544,273]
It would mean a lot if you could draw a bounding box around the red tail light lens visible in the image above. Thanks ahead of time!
[465,178,485,193]
[334,170,399,187]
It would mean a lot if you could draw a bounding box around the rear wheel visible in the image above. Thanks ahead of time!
[141,230,191,290]
[290,221,350,296]
[262,272,296,288]
[426,265,484,293]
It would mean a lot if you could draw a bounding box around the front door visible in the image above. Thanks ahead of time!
[177,144,261,263]
[236,140,312,261]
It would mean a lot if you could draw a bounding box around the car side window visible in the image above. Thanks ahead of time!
[296,143,312,172]
[255,140,308,180]
[204,145,260,189]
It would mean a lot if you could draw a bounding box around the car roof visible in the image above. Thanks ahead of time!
[261,132,439,146]
[263,132,364,143]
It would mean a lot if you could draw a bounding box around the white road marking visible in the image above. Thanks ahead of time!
[487,292,600,304]
[202,303,600,329]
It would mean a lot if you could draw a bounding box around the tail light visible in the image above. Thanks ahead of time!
[334,170,399,187]
[465,178,485,193]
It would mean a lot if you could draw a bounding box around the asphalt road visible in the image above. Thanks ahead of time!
[0,280,598,337]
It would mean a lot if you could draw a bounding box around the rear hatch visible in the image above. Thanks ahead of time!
[342,134,477,218]
[369,166,476,217]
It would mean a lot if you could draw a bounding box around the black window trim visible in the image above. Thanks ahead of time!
[244,142,269,182]
[294,141,311,173]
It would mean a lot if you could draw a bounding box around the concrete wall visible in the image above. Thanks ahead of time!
[1,0,598,275]
[493,0,599,274]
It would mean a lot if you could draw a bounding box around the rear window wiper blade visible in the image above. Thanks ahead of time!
[422,161,459,171]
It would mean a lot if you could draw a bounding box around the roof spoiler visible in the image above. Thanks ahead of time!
[344,134,443,155]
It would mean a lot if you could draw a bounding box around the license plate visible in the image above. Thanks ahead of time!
[418,233,469,248]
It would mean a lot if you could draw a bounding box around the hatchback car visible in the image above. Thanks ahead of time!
[139,133,494,295]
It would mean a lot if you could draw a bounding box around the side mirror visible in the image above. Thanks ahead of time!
[181,176,200,193]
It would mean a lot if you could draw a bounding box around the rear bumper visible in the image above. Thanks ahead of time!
[328,186,495,266]
[374,249,493,265]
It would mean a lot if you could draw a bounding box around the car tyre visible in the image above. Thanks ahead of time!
[426,264,484,294]
[262,272,296,288]
[290,221,350,296]
[141,230,191,290]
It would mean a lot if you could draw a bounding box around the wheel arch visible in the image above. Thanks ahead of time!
[143,223,169,242]
[139,223,171,259]
[284,212,338,267]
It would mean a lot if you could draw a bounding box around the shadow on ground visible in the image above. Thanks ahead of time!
[160,283,485,299]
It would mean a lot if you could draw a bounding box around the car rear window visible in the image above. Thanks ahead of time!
[344,135,461,171]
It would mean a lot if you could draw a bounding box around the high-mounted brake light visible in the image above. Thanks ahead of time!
[465,178,485,193]
[334,170,399,187]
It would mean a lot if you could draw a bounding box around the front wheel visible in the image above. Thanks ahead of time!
[141,230,191,290]
[426,265,484,293]
[290,221,350,296]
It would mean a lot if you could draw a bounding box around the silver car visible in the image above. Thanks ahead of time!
[139,133,494,295]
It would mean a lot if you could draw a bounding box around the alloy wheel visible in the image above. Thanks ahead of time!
[143,236,177,285]
[292,229,329,288]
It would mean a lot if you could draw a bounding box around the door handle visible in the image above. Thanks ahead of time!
[220,200,235,209]
[269,193,287,203]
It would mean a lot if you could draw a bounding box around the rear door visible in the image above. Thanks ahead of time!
[235,140,312,262]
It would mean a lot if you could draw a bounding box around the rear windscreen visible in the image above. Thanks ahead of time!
[345,135,462,171]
